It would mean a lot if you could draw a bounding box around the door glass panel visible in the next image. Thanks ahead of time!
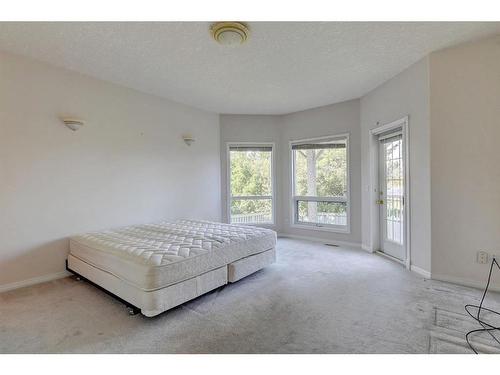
[384,137,404,245]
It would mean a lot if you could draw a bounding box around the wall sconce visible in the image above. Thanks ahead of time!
[182,135,195,146]
[61,117,85,131]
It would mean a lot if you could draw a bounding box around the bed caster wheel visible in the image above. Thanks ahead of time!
[75,276,82,281]
[127,307,140,316]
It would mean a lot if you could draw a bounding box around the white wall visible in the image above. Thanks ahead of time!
[220,100,361,245]
[429,36,500,288]
[0,52,221,288]
[360,58,432,273]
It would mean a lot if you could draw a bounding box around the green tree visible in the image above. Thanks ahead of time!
[295,148,347,221]
[230,150,272,220]
[229,146,347,223]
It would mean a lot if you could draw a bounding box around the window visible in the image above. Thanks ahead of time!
[228,144,274,225]
[291,135,349,231]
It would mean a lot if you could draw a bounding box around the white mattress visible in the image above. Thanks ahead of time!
[69,219,276,291]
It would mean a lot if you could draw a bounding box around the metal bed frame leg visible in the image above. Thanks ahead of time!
[127,306,141,315]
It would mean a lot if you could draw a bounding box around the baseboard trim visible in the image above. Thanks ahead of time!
[0,270,71,293]
[361,244,374,253]
[410,265,431,279]
[432,273,500,293]
[277,233,361,249]
[375,250,406,266]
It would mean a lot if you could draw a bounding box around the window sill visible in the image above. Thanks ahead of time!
[231,222,277,229]
[290,223,350,234]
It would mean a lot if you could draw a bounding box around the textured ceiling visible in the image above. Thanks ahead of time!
[0,22,499,114]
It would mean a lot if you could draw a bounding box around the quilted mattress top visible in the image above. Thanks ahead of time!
[70,219,276,267]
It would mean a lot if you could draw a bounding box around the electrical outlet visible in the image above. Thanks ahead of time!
[477,251,489,264]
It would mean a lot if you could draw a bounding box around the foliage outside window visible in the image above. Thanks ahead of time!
[292,136,349,229]
[229,145,273,225]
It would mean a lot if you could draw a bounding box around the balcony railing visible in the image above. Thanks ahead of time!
[231,213,271,224]
[231,212,347,226]
[314,213,347,226]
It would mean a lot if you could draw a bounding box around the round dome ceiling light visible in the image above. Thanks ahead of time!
[210,22,249,46]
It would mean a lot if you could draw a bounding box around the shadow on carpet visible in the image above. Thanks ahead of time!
[429,307,500,354]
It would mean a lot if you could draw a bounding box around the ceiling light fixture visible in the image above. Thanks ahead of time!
[210,22,249,46]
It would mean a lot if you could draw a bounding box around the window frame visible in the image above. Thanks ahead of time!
[290,133,351,233]
[226,142,276,227]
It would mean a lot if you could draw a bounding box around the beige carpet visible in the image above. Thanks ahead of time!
[429,308,500,353]
[1,238,499,353]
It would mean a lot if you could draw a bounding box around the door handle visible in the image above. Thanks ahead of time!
[376,199,384,205]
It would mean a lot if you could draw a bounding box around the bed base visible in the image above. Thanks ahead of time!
[228,248,276,282]
[66,260,141,315]
[66,247,276,317]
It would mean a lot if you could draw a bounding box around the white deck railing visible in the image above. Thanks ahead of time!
[231,213,271,224]
[232,212,347,225]
[314,213,347,226]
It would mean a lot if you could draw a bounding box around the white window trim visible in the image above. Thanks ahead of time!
[226,142,276,228]
[289,133,351,234]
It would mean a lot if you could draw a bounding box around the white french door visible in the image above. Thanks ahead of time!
[378,132,405,261]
